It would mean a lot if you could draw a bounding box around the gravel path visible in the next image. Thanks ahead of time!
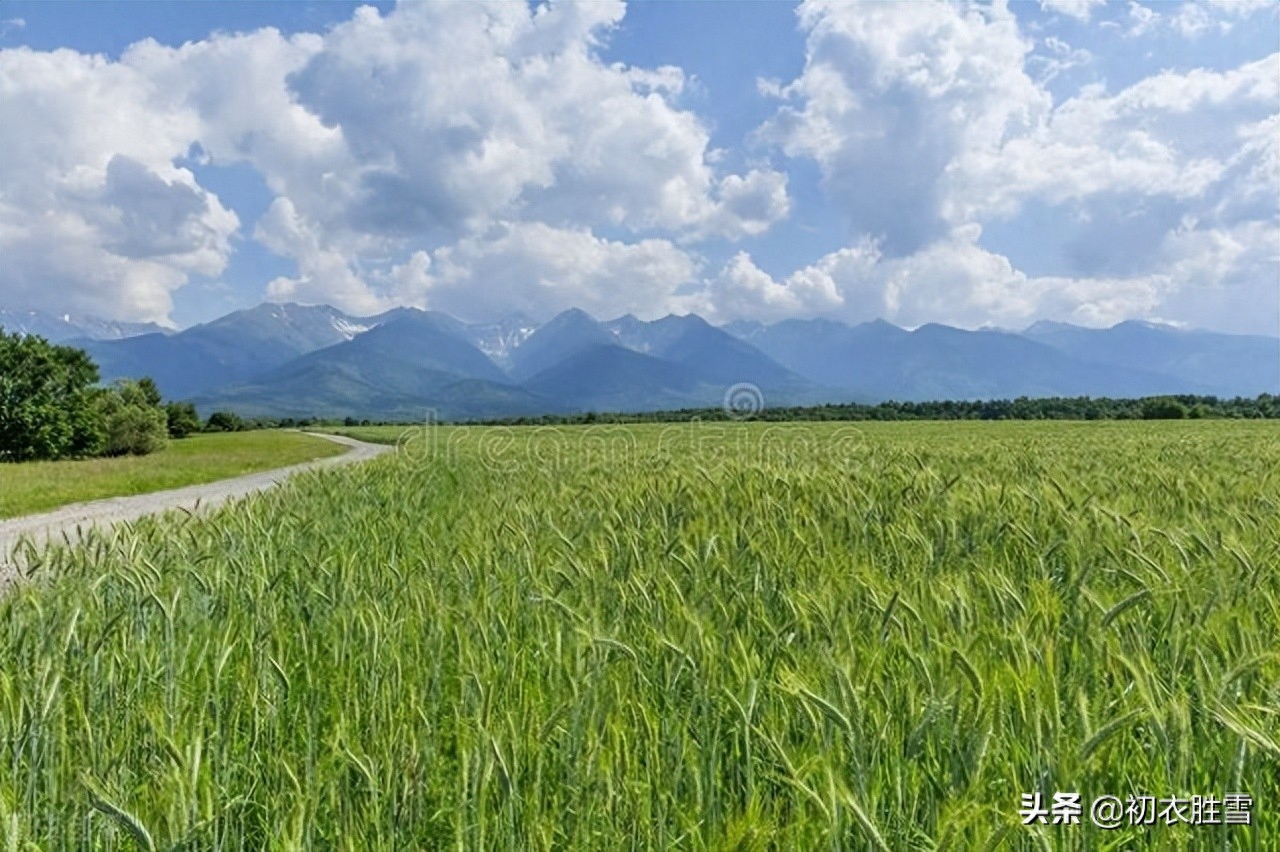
[0,432,393,588]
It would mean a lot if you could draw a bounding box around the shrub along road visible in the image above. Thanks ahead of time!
[0,432,392,587]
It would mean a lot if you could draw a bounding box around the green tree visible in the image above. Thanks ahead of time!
[1142,396,1189,420]
[97,379,169,456]
[164,401,202,438]
[0,328,106,461]
[205,410,245,433]
[136,376,164,408]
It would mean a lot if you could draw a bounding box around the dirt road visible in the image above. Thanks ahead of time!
[0,432,392,588]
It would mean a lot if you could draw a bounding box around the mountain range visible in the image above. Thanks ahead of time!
[0,309,170,343]
[6,304,1277,420]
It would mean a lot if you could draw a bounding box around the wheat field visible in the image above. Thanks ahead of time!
[1,421,1277,849]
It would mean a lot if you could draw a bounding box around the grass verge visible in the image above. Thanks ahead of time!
[0,430,346,519]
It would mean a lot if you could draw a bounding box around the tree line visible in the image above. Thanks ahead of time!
[0,329,239,462]
[473,393,1280,426]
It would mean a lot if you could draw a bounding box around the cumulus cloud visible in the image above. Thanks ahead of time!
[0,46,237,322]
[120,29,347,213]
[257,213,703,322]
[752,0,1278,333]
[0,2,787,322]
[694,226,1161,330]
[760,0,1047,254]
[694,249,848,323]
[698,216,1279,335]
[373,221,700,322]
[0,0,1274,334]
[949,53,1279,284]
[243,0,787,314]
[281,2,787,246]
[257,197,388,316]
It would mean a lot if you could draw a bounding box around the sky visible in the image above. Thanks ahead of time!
[0,1,1276,334]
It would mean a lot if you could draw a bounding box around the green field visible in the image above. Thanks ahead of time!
[0,431,346,519]
[2,421,1277,848]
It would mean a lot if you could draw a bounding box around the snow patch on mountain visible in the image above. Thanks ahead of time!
[331,317,372,340]
[466,317,539,368]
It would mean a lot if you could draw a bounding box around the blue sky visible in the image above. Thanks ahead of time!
[0,1,1276,334]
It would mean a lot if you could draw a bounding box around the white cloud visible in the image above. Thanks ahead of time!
[1147,218,1280,334]
[0,0,1274,335]
[760,0,1048,253]
[1126,0,1279,39]
[694,249,847,323]
[120,29,347,213]
[244,0,786,315]
[0,2,788,323]
[0,46,238,322]
[699,217,1278,335]
[702,169,791,240]
[694,227,1137,329]
[949,53,1279,253]
[405,222,701,322]
[258,214,702,322]
[257,197,387,316]
[1039,0,1107,23]
[1204,0,1277,16]
[1028,35,1093,85]
[1126,1,1159,38]
[1173,3,1214,38]
[275,1,787,247]
[755,1,1276,333]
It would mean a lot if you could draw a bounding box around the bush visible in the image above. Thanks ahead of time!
[206,410,245,432]
[1142,397,1189,420]
[165,401,202,438]
[97,380,169,456]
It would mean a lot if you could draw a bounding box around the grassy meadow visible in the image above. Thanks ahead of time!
[1,420,1277,849]
[0,431,346,519]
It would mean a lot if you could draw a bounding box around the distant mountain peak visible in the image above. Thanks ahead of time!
[1112,318,1187,333]
[1024,319,1084,335]
[910,322,961,336]
[652,312,710,328]
[861,318,904,332]
[508,308,616,381]
[0,309,172,343]
[550,307,598,323]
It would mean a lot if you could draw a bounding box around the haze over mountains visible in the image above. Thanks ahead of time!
[0,309,170,343]
[7,304,1277,420]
